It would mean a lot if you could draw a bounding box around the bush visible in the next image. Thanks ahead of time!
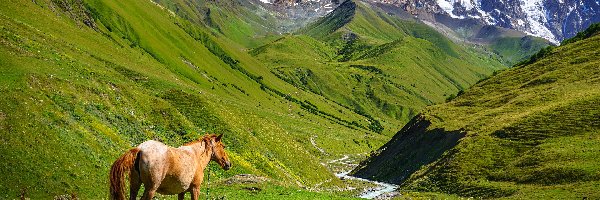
[561,22,600,45]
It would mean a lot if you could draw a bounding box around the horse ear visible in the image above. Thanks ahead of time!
[216,133,223,142]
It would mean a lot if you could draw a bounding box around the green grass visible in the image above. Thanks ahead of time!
[199,181,361,200]
[149,0,282,49]
[354,25,600,199]
[204,184,358,200]
[253,0,505,137]
[0,0,389,198]
[490,36,550,65]
[0,0,550,198]
[145,174,363,200]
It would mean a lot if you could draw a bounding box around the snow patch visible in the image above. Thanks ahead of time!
[433,0,560,44]
[437,0,458,18]
[520,0,559,44]
[437,0,478,19]
[460,0,475,10]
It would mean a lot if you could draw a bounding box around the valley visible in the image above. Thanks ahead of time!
[353,23,600,199]
[1,0,598,199]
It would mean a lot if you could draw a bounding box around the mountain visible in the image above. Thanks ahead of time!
[370,2,553,65]
[251,0,505,136]
[0,0,503,198]
[1,0,591,198]
[256,0,600,62]
[352,24,600,198]
[369,0,600,44]
[254,0,554,65]
[264,0,344,23]
[0,0,394,198]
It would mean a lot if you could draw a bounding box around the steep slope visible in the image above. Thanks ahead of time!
[0,0,389,198]
[352,24,600,199]
[149,0,282,48]
[252,0,505,136]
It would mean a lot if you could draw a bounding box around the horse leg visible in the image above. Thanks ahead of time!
[191,187,200,200]
[140,180,159,200]
[140,187,157,200]
[139,161,161,200]
[178,192,185,200]
[129,170,142,200]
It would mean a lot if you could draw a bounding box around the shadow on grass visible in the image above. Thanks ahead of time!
[351,115,465,184]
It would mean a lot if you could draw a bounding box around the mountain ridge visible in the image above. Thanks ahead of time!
[1,0,594,198]
[258,0,600,46]
[253,0,505,135]
[352,23,600,199]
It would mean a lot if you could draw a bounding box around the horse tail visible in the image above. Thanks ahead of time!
[109,148,140,200]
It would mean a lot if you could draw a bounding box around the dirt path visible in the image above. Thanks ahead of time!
[310,135,327,155]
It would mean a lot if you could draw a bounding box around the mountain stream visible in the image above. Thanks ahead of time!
[329,155,399,199]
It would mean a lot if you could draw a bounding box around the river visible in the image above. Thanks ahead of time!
[333,167,399,199]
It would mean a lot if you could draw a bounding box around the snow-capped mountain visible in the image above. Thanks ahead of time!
[255,0,600,44]
[430,0,600,44]
[367,0,600,44]
[253,0,346,31]
[259,0,344,19]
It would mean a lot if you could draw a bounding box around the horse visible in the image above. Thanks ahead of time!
[109,134,231,200]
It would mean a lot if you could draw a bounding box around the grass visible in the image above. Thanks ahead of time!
[490,36,550,66]
[141,174,364,200]
[353,24,600,199]
[0,0,549,198]
[253,0,505,137]
[148,0,282,49]
[0,0,388,198]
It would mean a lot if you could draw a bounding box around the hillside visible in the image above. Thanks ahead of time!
[0,0,391,198]
[148,0,284,48]
[252,0,506,135]
[352,24,600,199]
[0,0,564,199]
[370,2,552,66]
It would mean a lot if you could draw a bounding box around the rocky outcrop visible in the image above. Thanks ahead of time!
[262,0,345,21]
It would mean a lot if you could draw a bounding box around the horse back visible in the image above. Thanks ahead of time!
[137,140,170,175]
[136,140,199,194]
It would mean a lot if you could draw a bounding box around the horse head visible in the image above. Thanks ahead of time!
[210,134,231,170]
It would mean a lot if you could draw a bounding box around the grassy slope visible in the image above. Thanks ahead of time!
[152,0,281,48]
[470,25,553,66]
[252,0,505,136]
[354,26,600,199]
[490,35,550,66]
[0,0,387,198]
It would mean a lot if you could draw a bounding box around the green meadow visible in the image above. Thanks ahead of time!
[0,0,577,199]
[354,23,600,199]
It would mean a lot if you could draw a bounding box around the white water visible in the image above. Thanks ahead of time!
[328,155,349,164]
[335,170,399,199]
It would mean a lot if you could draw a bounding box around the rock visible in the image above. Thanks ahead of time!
[222,174,270,185]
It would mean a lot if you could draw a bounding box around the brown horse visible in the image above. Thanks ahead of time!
[109,134,231,200]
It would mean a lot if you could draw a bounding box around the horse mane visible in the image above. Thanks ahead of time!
[183,134,216,146]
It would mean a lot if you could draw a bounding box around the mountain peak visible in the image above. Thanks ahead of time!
[285,0,600,44]
[393,0,600,44]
